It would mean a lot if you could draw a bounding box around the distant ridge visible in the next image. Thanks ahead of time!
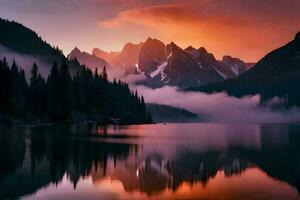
[91,36,254,88]
[68,47,109,70]
[189,31,300,106]
[0,18,64,64]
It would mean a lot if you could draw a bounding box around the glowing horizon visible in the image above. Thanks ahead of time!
[1,0,300,62]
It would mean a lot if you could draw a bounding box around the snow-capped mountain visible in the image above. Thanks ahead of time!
[185,46,252,79]
[90,38,254,88]
[219,56,254,77]
[138,37,167,74]
[139,42,224,88]
[191,31,300,106]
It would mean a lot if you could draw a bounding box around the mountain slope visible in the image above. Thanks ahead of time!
[0,18,64,64]
[91,36,253,88]
[68,47,109,70]
[115,42,143,66]
[0,18,82,76]
[190,31,300,105]
[219,56,254,76]
[93,42,143,74]
[138,37,167,73]
[185,46,252,79]
[92,48,119,64]
[140,42,224,88]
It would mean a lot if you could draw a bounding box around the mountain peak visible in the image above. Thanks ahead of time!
[68,47,82,59]
[198,47,208,53]
[222,55,243,63]
[138,37,167,73]
[145,37,154,42]
[185,46,197,51]
[144,37,164,45]
[71,47,81,54]
[92,48,106,55]
[166,42,182,56]
[167,42,180,51]
[222,55,234,61]
[169,41,177,46]
[123,42,143,49]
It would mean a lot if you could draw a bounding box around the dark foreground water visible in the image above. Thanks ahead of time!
[1,123,300,200]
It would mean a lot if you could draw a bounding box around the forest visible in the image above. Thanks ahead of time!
[0,57,152,124]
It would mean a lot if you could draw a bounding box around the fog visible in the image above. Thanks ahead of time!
[0,45,51,79]
[1,47,299,123]
[109,69,300,123]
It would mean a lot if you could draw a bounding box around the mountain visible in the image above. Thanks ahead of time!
[91,37,252,89]
[139,42,224,88]
[184,46,234,78]
[0,18,152,125]
[219,56,254,76]
[93,42,143,74]
[138,37,167,73]
[115,42,143,66]
[92,48,119,64]
[136,38,253,88]
[0,18,82,76]
[0,18,64,64]
[185,46,252,79]
[68,47,109,70]
[146,103,199,123]
[190,31,300,106]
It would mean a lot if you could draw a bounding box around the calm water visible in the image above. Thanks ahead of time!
[1,123,300,200]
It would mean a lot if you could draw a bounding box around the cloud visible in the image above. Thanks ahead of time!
[130,85,300,123]
[100,0,300,62]
[104,66,300,123]
[0,45,51,79]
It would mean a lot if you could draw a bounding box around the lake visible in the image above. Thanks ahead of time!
[1,123,300,200]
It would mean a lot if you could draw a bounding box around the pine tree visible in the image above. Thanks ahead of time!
[47,62,60,120]
[0,58,11,115]
[0,57,151,124]
[147,112,153,123]
[30,62,38,86]
[101,66,108,81]
[28,63,45,115]
[10,60,26,116]
[59,60,74,121]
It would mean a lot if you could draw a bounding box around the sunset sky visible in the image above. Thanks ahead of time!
[1,0,300,62]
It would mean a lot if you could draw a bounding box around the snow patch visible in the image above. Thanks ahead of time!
[231,64,239,76]
[160,65,168,81]
[214,68,228,79]
[135,63,142,73]
[150,62,168,78]
[198,62,203,69]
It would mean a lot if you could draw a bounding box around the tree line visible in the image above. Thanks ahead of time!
[0,57,152,124]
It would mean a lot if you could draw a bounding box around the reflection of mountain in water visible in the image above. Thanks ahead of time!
[0,124,300,198]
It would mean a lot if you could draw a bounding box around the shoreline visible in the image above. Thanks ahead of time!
[0,116,154,127]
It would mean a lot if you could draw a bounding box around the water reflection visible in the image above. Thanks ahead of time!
[0,123,300,199]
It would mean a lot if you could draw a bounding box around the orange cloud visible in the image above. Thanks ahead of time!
[99,0,300,62]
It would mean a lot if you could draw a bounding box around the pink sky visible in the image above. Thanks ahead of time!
[1,0,300,62]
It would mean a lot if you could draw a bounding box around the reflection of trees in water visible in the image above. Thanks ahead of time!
[0,124,300,198]
[0,125,135,199]
[0,127,26,178]
[251,124,300,194]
